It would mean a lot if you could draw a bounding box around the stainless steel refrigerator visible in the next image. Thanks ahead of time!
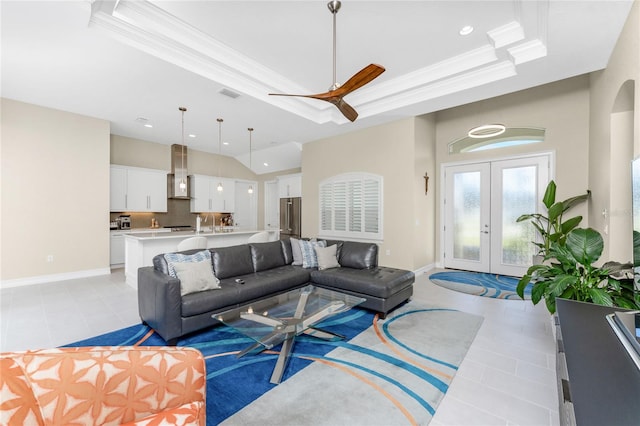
[279,197,301,240]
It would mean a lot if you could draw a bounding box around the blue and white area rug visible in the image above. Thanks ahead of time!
[429,270,532,300]
[67,302,483,425]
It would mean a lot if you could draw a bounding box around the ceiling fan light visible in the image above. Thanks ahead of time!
[468,124,506,139]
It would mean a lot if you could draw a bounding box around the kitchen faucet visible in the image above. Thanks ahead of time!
[202,214,215,232]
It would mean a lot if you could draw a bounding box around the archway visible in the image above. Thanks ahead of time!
[609,80,635,262]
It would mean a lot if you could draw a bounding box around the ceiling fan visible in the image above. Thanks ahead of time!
[269,1,385,122]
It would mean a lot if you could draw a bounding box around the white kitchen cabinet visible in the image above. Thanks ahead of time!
[233,180,258,230]
[213,177,235,212]
[190,175,235,212]
[190,174,212,212]
[110,166,128,212]
[264,180,280,230]
[278,173,302,198]
[110,231,125,265]
[110,165,168,212]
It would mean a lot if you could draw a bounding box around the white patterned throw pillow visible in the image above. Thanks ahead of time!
[164,250,219,296]
[298,239,326,268]
[164,250,212,278]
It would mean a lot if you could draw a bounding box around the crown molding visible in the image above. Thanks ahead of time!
[87,0,549,124]
[487,21,525,49]
[508,39,548,65]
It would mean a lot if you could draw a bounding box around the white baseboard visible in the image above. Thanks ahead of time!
[1,268,112,289]
[413,263,436,276]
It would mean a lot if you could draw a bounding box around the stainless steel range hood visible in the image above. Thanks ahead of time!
[168,144,191,199]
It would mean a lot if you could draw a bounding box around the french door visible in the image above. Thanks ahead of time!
[442,155,550,277]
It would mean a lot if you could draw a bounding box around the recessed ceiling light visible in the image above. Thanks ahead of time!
[223,142,229,145]
[143,124,153,128]
[459,25,474,36]
[188,134,196,138]
[263,162,269,167]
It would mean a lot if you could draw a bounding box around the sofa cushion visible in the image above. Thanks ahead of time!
[339,241,378,269]
[172,260,220,296]
[181,266,311,317]
[250,240,286,272]
[311,266,414,299]
[315,244,341,271]
[280,239,294,265]
[290,237,303,265]
[210,245,254,279]
[164,250,213,278]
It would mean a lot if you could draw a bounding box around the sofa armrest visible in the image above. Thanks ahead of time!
[138,266,183,344]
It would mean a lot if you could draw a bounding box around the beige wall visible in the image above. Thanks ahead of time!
[433,76,591,265]
[301,118,427,271]
[414,115,437,269]
[588,0,640,262]
[1,99,110,283]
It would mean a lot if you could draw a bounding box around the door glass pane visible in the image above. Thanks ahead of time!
[501,166,537,266]
[453,171,481,261]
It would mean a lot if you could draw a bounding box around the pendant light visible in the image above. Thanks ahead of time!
[216,118,224,192]
[247,127,254,194]
[179,107,187,193]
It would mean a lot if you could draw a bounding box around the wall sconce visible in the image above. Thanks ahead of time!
[424,172,429,195]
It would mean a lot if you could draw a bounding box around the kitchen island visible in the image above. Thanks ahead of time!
[124,230,278,288]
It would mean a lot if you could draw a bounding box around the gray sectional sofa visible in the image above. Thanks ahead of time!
[138,238,415,344]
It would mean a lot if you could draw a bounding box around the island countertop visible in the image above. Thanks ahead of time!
[123,229,273,241]
[123,229,279,288]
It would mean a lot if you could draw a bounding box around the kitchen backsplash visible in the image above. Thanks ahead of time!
[109,199,231,229]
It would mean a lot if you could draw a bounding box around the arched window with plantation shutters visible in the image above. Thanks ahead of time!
[319,172,383,240]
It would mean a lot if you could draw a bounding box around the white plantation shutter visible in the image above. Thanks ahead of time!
[318,173,383,240]
[364,178,379,233]
[334,181,347,231]
[320,183,333,232]
[348,180,362,232]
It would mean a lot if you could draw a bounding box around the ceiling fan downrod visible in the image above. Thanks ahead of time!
[328,1,341,91]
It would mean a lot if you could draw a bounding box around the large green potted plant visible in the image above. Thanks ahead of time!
[516,180,590,260]
[517,227,640,314]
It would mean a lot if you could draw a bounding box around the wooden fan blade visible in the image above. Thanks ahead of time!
[269,92,358,121]
[333,98,358,122]
[269,64,385,101]
[269,64,383,121]
[332,63,385,96]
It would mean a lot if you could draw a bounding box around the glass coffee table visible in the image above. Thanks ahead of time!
[214,285,365,384]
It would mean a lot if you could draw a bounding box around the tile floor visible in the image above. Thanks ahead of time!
[0,268,559,425]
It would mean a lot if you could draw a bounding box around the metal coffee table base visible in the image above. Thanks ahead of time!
[236,292,346,384]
